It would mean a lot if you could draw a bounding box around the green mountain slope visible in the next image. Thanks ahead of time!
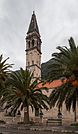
[41,59,53,80]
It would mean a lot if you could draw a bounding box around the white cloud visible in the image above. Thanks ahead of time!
[0,0,78,69]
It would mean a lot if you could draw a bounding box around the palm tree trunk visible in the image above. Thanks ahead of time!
[74,100,77,122]
[74,108,76,122]
[24,106,29,123]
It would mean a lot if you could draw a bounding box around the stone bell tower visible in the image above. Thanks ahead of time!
[26,11,41,79]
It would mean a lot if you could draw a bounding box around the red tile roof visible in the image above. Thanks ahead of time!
[37,80,63,89]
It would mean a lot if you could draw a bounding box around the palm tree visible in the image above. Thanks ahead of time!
[0,54,12,112]
[49,82,78,122]
[1,68,49,123]
[48,37,78,81]
[0,54,12,89]
[49,37,78,122]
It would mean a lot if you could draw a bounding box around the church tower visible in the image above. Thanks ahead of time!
[26,11,41,79]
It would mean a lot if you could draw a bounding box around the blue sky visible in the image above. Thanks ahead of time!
[0,0,78,70]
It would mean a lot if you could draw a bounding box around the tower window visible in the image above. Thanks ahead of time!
[36,73,38,77]
[28,62,30,66]
[32,39,34,47]
[32,60,34,65]
[28,41,30,48]
[37,41,38,46]
[38,61,40,66]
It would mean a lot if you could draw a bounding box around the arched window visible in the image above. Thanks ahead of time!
[28,41,30,48]
[37,41,38,47]
[32,60,34,65]
[32,39,34,47]
[28,62,30,66]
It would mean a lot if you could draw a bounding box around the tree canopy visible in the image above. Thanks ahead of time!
[1,68,49,123]
[49,37,78,121]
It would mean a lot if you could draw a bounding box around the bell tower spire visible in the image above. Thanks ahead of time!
[27,11,40,35]
[26,12,41,79]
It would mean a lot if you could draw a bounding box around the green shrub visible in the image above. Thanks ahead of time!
[71,122,78,126]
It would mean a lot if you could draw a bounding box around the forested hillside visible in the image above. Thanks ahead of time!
[41,59,53,80]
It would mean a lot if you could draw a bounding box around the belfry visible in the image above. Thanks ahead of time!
[26,11,41,79]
